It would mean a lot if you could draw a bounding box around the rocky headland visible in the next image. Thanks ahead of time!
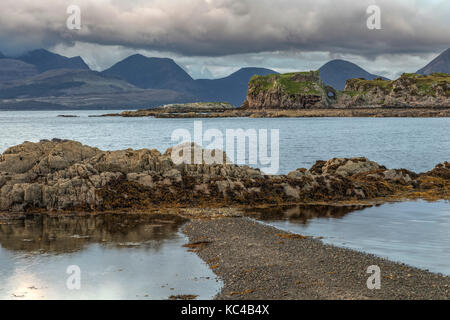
[335,73,450,108]
[99,72,450,118]
[243,72,449,109]
[0,139,448,213]
[241,71,335,109]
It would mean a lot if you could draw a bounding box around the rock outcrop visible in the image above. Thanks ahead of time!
[335,73,450,108]
[241,71,449,110]
[116,102,235,117]
[242,71,334,109]
[0,139,448,212]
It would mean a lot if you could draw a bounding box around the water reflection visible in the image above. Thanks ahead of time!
[0,214,222,300]
[248,201,450,275]
[0,213,185,253]
[244,204,369,224]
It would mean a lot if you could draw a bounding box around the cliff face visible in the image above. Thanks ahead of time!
[242,71,334,109]
[336,73,450,108]
[242,72,449,110]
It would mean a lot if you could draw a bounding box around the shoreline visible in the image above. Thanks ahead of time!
[1,205,449,299]
[98,107,450,118]
[183,216,450,300]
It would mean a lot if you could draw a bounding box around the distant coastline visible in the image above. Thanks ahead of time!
[97,72,450,118]
[98,106,450,118]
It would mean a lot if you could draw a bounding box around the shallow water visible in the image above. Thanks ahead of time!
[1,110,449,174]
[248,200,450,275]
[0,214,222,300]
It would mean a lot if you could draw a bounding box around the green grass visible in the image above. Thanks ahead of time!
[339,90,361,97]
[399,73,450,97]
[342,72,449,98]
[250,71,323,95]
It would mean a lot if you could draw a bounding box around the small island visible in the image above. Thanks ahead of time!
[100,72,450,118]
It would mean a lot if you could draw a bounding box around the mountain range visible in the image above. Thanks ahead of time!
[102,54,277,105]
[0,69,193,110]
[0,48,448,110]
[17,49,90,73]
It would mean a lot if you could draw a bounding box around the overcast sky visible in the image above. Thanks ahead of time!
[0,0,449,79]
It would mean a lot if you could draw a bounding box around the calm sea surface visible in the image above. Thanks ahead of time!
[1,110,449,174]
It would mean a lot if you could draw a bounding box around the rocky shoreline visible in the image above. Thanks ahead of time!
[183,217,450,300]
[97,72,450,118]
[0,139,448,213]
[102,107,450,118]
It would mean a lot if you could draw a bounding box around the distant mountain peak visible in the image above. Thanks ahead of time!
[17,48,89,73]
[417,48,450,75]
[102,54,193,90]
[319,59,388,90]
[121,54,175,63]
[233,67,277,74]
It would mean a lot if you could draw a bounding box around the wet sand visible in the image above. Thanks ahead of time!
[183,217,450,300]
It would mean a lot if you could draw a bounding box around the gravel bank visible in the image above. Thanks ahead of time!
[182,217,449,300]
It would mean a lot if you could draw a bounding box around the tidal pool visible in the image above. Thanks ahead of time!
[246,200,450,276]
[0,214,222,300]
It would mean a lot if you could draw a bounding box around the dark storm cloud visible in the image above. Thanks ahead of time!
[0,0,448,57]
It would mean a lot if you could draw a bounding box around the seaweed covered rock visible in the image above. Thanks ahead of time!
[0,140,448,212]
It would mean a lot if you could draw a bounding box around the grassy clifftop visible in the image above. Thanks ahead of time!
[249,71,323,95]
[343,73,450,97]
[244,71,333,109]
[337,73,450,108]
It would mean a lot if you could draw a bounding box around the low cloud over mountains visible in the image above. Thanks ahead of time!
[1,0,448,59]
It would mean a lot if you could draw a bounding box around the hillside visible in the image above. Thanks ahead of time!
[0,69,195,110]
[17,49,89,73]
[319,59,388,90]
[0,59,39,82]
[417,48,450,75]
